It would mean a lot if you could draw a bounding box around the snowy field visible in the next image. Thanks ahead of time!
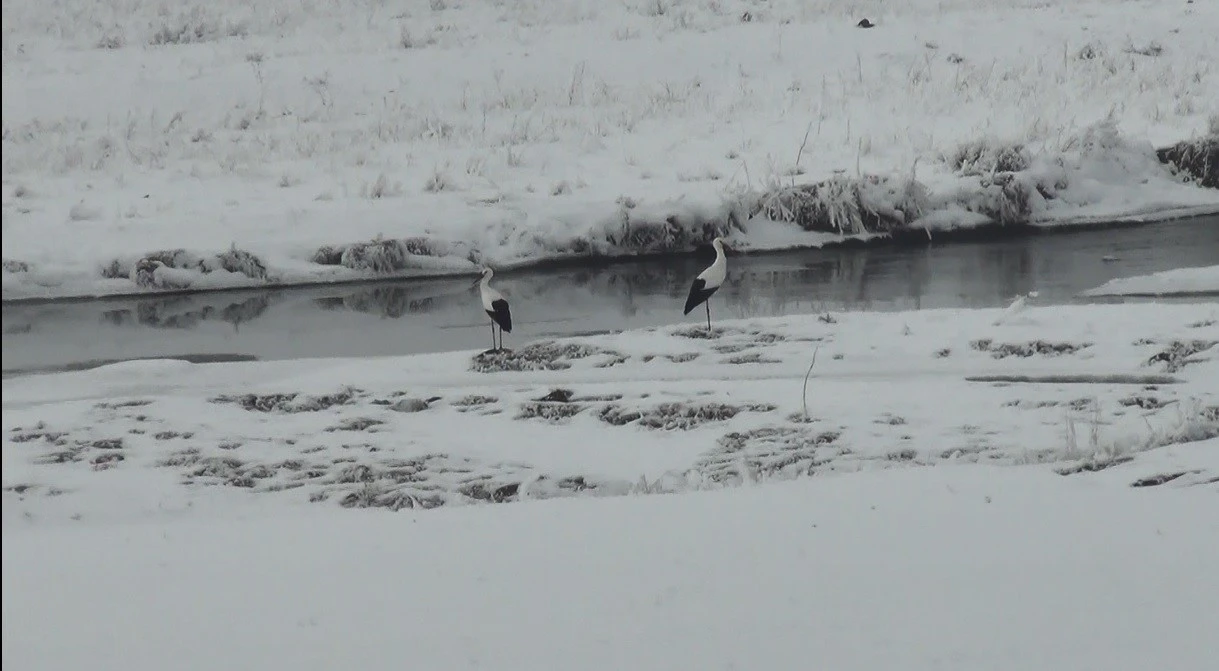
[4,302,1219,669]
[5,302,1217,518]
[4,0,1219,300]
[5,465,1218,671]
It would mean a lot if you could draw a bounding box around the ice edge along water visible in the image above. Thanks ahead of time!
[1081,264,1219,297]
[3,0,1219,301]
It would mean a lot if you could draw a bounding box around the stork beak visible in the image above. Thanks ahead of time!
[470,276,482,289]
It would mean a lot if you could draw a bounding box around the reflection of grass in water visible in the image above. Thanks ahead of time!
[100,294,271,329]
[311,284,470,318]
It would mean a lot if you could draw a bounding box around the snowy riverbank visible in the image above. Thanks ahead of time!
[4,301,1218,669]
[4,0,1219,301]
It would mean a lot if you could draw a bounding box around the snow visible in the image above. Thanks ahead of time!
[1082,264,1219,297]
[4,302,1217,519]
[5,465,1219,671]
[4,302,1219,668]
[4,0,1219,300]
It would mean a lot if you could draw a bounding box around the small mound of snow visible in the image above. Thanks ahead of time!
[1081,265,1219,297]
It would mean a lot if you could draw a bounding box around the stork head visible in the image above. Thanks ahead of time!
[711,236,730,253]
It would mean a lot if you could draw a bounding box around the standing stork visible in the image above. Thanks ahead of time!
[476,267,512,351]
[683,236,728,332]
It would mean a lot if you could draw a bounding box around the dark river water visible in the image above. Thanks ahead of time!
[4,217,1218,377]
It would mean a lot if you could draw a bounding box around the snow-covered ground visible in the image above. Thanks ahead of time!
[1082,264,1219,297]
[4,0,1219,300]
[4,302,1219,669]
[5,302,1217,521]
[5,464,1218,671]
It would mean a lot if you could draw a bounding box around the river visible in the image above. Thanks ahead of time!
[4,217,1218,377]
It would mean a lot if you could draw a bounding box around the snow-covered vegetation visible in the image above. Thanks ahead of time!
[6,302,1216,517]
[4,0,1218,299]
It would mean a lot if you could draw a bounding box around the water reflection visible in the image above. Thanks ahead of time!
[99,294,274,330]
[4,216,1218,375]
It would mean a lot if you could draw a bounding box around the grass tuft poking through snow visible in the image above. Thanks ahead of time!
[948,139,1032,176]
[1156,117,1219,189]
[100,246,269,290]
[310,237,475,274]
[471,341,627,372]
[754,174,928,234]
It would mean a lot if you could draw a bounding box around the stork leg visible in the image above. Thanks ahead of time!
[496,324,503,351]
[706,301,712,333]
[489,321,497,351]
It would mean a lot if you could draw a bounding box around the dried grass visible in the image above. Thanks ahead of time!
[100,246,268,285]
[598,401,776,430]
[471,341,625,373]
[970,339,1091,358]
[211,387,362,412]
[948,139,1031,176]
[1156,134,1218,189]
[753,174,928,234]
[1145,340,1217,372]
[310,236,475,273]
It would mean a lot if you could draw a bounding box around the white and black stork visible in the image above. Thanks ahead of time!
[683,236,728,332]
[477,267,512,351]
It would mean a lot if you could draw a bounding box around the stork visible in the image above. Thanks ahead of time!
[476,267,512,352]
[683,236,728,332]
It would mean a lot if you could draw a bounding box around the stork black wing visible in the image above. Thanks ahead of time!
[487,298,512,332]
[683,278,718,315]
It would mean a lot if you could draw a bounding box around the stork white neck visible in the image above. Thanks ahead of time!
[480,268,494,286]
[696,238,728,287]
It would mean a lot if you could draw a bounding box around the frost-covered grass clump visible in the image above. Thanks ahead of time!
[311,237,478,274]
[100,246,268,290]
[753,174,929,234]
[471,341,628,372]
[1156,115,1219,189]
